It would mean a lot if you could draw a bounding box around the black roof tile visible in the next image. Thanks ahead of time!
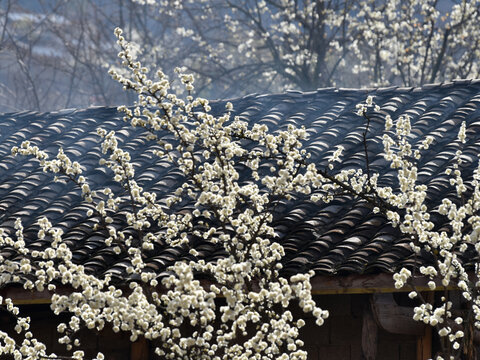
[1,81,480,280]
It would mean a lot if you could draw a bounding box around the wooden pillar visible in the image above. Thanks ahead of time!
[416,326,432,360]
[131,337,149,360]
[416,291,433,360]
[362,301,378,360]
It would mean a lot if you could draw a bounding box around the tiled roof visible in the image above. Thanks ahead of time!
[2,80,480,281]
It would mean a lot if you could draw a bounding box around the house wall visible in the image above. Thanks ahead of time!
[0,304,131,360]
[1,294,419,360]
[302,294,417,360]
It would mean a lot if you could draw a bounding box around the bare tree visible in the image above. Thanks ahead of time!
[0,0,185,112]
[1,0,480,111]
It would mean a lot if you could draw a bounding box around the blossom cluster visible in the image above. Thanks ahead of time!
[356,96,480,359]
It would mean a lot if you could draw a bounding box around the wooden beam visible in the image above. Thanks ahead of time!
[0,285,71,305]
[310,273,461,294]
[0,273,460,305]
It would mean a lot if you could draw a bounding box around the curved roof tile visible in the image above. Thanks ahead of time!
[1,81,480,280]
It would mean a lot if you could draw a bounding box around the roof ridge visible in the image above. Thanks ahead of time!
[0,106,121,118]
[323,79,480,94]
[3,79,480,116]
[233,79,480,104]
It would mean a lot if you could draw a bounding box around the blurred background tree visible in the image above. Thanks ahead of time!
[0,0,479,112]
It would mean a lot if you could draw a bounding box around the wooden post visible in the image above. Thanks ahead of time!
[131,337,149,360]
[416,292,433,360]
[362,301,378,360]
[416,326,432,360]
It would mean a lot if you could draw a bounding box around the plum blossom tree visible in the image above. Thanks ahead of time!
[356,97,480,360]
[2,26,334,359]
